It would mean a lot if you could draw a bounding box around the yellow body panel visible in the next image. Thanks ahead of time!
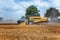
[29,16,47,23]
[34,20,41,22]
[30,16,41,20]
[41,17,47,21]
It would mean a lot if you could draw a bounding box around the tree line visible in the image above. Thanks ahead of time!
[25,5,60,20]
[0,5,60,21]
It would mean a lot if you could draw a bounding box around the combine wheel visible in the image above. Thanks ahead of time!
[39,21,42,25]
[29,22,33,25]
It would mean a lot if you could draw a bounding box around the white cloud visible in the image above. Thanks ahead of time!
[52,0,60,7]
[0,0,25,20]
[16,0,50,16]
[17,0,50,8]
[0,0,60,20]
[50,0,60,12]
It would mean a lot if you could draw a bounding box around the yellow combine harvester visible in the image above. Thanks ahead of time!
[17,14,48,25]
[25,15,48,25]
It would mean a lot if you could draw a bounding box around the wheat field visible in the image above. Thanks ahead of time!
[0,23,60,40]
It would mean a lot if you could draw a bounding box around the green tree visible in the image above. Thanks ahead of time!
[25,5,40,16]
[45,8,60,20]
[21,16,25,19]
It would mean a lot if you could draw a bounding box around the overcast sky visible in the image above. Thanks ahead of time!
[0,0,60,20]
